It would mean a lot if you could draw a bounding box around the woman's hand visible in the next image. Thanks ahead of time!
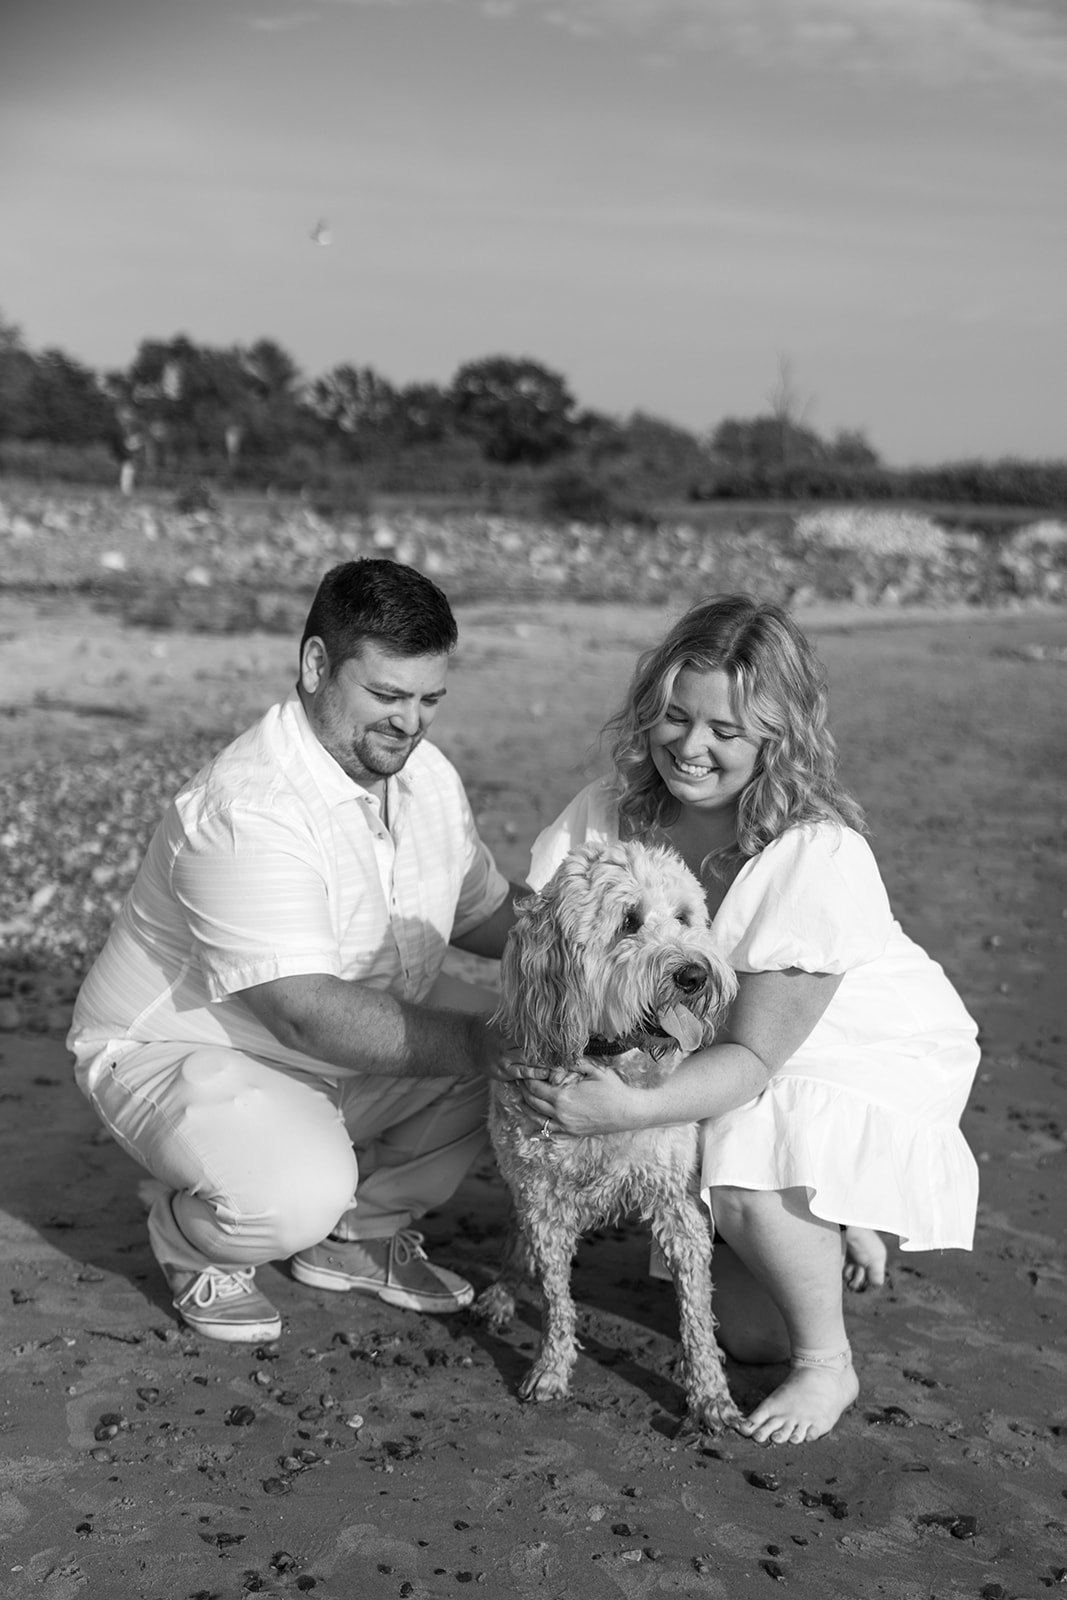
[520,1059,644,1137]
[490,1056,552,1084]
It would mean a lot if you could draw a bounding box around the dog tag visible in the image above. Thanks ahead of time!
[658,1003,703,1052]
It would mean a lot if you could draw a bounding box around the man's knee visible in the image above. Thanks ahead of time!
[207,1147,358,1259]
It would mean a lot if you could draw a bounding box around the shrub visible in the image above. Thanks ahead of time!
[0,439,119,485]
[173,479,221,515]
[538,466,620,525]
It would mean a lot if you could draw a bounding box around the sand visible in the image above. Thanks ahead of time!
[1,594,1065,1600]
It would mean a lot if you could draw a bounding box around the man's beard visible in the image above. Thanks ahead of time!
[349,725,420,779]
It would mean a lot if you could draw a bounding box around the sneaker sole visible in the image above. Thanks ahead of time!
[176,1314,282,1343]
[378,1283,474,1314]
[290,1258,473,1313]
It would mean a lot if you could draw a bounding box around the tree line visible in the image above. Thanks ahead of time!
[1,312,1063,514]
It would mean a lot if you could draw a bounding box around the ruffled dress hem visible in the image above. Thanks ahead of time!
[699,1074,979,1253]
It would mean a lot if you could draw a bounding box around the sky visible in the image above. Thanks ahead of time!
[2,0,1065,467]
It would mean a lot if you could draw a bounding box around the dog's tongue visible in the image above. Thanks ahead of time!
[658,1003,703,1052]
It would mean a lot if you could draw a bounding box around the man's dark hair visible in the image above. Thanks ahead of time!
[301,559,458,668]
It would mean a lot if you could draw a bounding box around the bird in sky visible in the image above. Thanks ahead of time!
[310,219,331,246]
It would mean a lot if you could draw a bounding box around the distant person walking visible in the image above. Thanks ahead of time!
[521,595,980,1444]
[69,559,524,1343]
[117,428,141,495]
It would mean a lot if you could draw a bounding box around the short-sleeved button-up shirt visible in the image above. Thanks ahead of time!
[69,693,508,1090]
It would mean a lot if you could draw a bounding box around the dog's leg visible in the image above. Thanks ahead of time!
[518,1207,582,1402]
[472,1198,532,1332]
[651,1198,742,1435]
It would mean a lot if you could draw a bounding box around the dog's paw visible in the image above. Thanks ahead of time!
[685,1394,745,1438]
[518,1361,572,1404]
[471,1281,516,1333]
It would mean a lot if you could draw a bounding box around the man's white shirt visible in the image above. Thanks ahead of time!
[69,693,507,1091]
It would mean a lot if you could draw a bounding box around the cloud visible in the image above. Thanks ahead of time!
[635,0,1067,82]
[772,0,1067,84]
[323,0,1067,83]
[245,11,320,30]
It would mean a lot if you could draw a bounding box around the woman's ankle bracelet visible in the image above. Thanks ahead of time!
[790,1343,853,1371]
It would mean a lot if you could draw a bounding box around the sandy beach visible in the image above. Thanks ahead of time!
[1,593,1065,1600]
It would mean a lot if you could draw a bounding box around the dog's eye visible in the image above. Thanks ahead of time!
[621,909,642,936]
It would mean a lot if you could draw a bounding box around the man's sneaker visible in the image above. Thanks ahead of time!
[290,1228,474,1313]
[166,1266,282,1343]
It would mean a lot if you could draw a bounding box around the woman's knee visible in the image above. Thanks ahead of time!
[708,1183,815,1235]
[707,1183,762,1234]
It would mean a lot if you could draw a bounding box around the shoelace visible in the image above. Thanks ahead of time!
[390,1229,429,1268]
[185,1267,257,1308]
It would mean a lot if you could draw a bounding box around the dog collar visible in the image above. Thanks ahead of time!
[584,1034,633,1058]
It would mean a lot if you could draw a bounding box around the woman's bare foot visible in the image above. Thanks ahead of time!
[735,1352,859,1445]
[842,1226,887,1291]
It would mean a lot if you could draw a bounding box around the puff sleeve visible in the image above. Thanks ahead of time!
[527,777,621,890]
[714,823,894,974]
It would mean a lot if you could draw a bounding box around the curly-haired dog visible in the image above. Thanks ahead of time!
[475,837,742,1434]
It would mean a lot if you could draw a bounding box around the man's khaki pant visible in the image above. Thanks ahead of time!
[87,1040,489,1276]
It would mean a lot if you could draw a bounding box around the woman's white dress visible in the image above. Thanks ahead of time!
[528,777,980,1252]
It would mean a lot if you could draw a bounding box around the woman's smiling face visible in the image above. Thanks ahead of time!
[648,666,761,816]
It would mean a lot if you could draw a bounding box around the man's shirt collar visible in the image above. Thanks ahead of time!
[284,691,415,810]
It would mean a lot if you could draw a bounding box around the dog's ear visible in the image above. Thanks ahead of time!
[700,958,739,1044]
[494,875,591,1069]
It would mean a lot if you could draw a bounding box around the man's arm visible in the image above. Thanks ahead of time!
[241,972,514,1079]
[449,881,526,960]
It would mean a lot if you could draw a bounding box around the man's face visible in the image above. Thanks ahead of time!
[300,637,449,788]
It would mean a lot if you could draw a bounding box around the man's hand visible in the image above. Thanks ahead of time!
[466,1014,550,1084]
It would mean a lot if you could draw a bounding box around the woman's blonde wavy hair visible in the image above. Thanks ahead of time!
[603,594,866,875]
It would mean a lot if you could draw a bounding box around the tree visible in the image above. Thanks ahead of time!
[111,335,242,466]
[304,364,397,444]
[0,313,37,440]
[392,381,452,445]
[242,338,301,402]
[768,354,816,470]
[612,412,709,489]
[565,410,711,511]
[108,334,309,469]
[448,355,576,465]
[0,313,22,354]
[571,407,628,462]
[23,348,119,446]
[239,337,307,458]
[827,428,881,468]
[708,414,823,472]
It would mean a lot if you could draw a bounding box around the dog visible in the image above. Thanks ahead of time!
[474,837,742,1435]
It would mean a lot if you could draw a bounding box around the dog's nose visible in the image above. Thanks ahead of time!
[672,962,708,995]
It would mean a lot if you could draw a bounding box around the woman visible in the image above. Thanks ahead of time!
[521,595,980,1445]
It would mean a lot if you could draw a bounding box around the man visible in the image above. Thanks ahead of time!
[68,559,524,1344]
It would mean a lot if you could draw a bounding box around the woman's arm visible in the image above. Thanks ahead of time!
[522,967,844,1135]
